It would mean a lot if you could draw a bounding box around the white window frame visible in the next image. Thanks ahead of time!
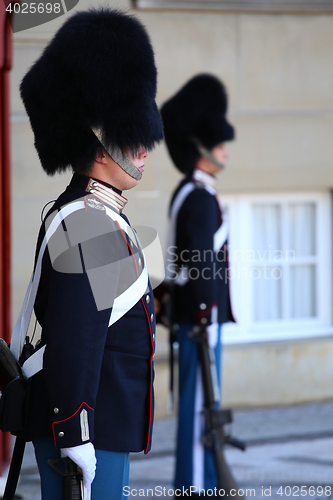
[221,191,333,344]
[133,0,333,13]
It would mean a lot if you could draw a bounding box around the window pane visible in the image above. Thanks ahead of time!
[290,265,316,318]
[253,204,281,260]
[289,203,316,257]
[253,266,282,321]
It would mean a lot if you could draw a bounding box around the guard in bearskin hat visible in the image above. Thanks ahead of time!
[161,74,235,494]
[15,8,163,499]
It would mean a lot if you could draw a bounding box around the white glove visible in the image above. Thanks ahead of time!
[206,322,219,349]
[61,442,96,489]
[83,485,92,500]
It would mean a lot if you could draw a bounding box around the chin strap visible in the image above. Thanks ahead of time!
[190,137,225,170]
[91,127,142,181]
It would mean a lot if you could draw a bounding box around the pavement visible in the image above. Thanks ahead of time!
[5,400,333,500]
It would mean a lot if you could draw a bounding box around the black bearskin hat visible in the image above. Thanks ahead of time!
[20,9,164,175]
[160,74,234,174]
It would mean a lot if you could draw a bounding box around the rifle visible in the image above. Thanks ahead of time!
[2,437,26,500]
[48,457,83,500]
[154,282,245,495]
[190,327,245,499]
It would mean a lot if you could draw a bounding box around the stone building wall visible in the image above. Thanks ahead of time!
[10,0,333,415]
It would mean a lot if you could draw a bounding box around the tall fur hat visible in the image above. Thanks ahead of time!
[160,74,234,174]
[20,9,164,176]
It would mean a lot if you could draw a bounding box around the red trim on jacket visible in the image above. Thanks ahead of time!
[141,296,154,454]
[52,402,94,447]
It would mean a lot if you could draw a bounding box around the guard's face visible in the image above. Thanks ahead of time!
[126,146,147,175]
[196,142,229,176]
[211,143,229,168]
[104,147,148,191]
[122,146,148,189]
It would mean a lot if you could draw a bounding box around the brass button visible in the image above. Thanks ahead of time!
[54,408,59,414]
[200,303,207,310]
[138,258,142,266]
[58,432,64,438]
[201,318,207,325]
[150,314,154,323]
[146,295,150,304]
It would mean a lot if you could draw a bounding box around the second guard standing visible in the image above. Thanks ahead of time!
[161,74,236,495]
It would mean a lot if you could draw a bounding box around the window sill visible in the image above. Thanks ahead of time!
[223,321,333,345]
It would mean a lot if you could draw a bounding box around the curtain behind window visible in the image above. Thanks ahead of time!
[252,203,316,321]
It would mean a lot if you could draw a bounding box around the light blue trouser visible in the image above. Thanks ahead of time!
[33,437,130,500]
[174,323,222,492]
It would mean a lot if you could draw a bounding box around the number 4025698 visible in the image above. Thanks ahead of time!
[277,486,332,496]
[6,3,62,14]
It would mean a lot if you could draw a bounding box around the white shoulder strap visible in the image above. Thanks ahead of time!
[11,201,85,362]
[164,182,195,282]
[213,202,229,253]
[104,206,149,326]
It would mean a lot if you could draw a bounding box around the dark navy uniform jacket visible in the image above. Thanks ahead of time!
[22,174,155,454]
[166,169,234,327]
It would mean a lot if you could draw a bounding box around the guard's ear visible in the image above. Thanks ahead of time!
[95,147,107,164]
